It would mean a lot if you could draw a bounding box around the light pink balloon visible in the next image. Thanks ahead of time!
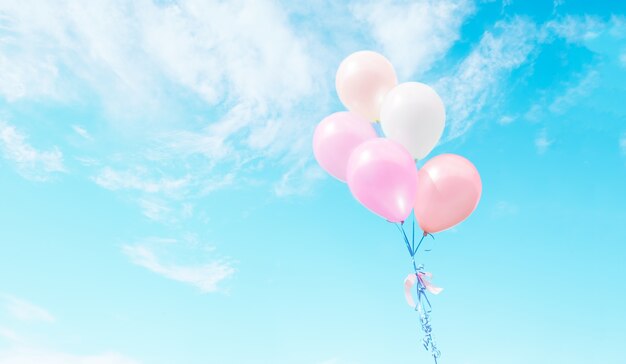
[347,138,418,222]
[313,112,377,182]
[414,154,482,234]
[335,51,398,121]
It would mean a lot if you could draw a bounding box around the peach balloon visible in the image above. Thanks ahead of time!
[414,154,482,234]
[335,51,397,122]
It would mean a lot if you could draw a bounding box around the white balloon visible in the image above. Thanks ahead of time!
[380,82,445,160]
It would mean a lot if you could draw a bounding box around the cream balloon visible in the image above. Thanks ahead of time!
[335,51,397,122]
[380,82,445,160]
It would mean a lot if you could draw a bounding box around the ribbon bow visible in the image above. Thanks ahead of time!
[404,271,443,308]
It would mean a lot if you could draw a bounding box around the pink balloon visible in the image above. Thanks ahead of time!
[414,154,482,234]
[335,51,398,121]
[347,138,418,222]
[313,112,377,182]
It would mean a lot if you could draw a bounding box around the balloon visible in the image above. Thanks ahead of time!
[313,112,377,182]
[335,51,397,122]
[414,154,482,234]
[380,82,445,160]
[346,138,418,222]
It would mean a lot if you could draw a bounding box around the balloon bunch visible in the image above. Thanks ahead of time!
[313,51,483,363]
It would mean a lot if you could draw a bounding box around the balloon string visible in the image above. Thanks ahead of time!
[396,222,441,362]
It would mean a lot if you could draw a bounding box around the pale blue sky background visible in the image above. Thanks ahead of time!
[1,1,625,363]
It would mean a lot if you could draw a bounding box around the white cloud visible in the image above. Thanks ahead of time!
[137,198,173,223]
[92,167,189,194]
[74,156,100,167]
[137,1,317,107]
[123,237,234,293]
[549,70,599,114]
[437,17,539,140]
[498,115,516,125]
[0,121,65,181]
[432,15,624,141]
[1,295,55,323]
[535,129,553,154]
[352,0,475,78]
[72,125,93,141]
[544,15,607,43]
[0,0,330,200]
[524,103,543,122]
[93,166,237,222]
[0,0,321,121]
[521,68,600,123]
[0,350,139,364]
[552,0,565,14]
[0,327,19,341]
[0,296,137,363]
[274,159,325,197]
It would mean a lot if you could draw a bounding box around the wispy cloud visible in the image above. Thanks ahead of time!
[544,15,607,43]
[122,237,234,293]
[535,129,553,154]
[436,14,624,140]
[0,0,322,124]
[93,167,189,195]
[2,2,620,211]
[620,133,626,156]
[498,115,516,125]
[0,327,19,342]
[0,295,135,362]
[437,17,539,140]
[71,125,93,141]
[352,0,475,78]
[552,0,565,14]
[137,198,174,223]
[0,0,330,201]
[0,121,65,181]
[549,70,599,114]
[93,166,236,222]
[0,295,136,362]
[274,159,325,197]
[1,295,55,323]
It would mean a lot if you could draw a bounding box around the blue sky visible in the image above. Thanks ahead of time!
[1,1,625,363]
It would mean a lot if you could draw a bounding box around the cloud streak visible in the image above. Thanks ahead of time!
[93,167,189,195]
[352,0,475,79]
[0,122,65,181]
[0,0,329,198]
[535,129,553,154]
[436,17,539,140]
[123,237,234,293]
[1,295,55,323]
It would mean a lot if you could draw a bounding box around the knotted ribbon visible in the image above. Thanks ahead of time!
[405,264,442,362]
[396,222,442,363]
[404,271,443,308]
